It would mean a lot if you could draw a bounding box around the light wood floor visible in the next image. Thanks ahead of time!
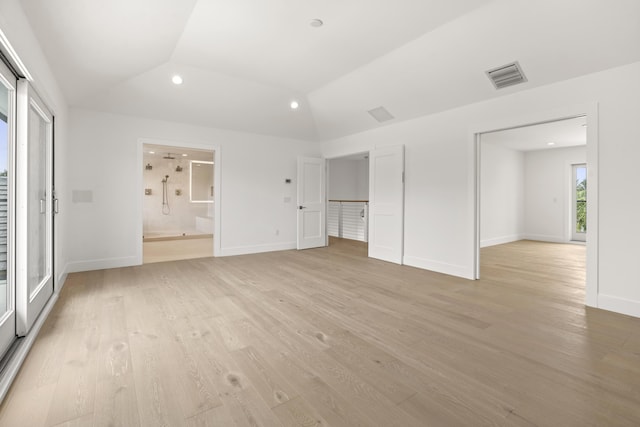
[2,238,640,426]
[143,237,213,264]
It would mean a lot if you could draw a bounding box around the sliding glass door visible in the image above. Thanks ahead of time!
[0,60,16,356]
[16,84,54,336]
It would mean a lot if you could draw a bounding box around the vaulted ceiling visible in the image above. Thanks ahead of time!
[20,0,640,141]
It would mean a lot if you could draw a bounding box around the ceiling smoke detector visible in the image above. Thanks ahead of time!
[367,106,395,123]
[486,61,527,89]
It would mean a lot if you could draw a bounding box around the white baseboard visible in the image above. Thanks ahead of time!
[403,255,474,280]
[480,234,523,248]
[598,294,640,318]
[219,242,297,257]
[65,256,139,273]
[521,234,566,244]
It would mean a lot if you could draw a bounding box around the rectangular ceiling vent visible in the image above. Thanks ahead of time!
[486,61,527,89]
[368,106,395,123]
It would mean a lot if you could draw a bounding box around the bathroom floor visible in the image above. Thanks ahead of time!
[143,236,213,264]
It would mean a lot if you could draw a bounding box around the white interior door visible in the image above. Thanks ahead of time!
[369,146,404,264]
[297,157,326,250]
[0,60,17,356]
[16,83,53,336]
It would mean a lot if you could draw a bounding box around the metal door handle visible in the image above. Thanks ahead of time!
[298,206,307,210]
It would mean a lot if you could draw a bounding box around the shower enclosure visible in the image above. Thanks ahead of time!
[142,144,214,240]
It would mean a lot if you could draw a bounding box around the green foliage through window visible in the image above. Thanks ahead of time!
[576,176,586,233]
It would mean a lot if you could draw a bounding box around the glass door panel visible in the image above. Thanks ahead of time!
[16,84,53,336]
[0,60,16,357]
[28,102,50,296]
[572,164,587,242]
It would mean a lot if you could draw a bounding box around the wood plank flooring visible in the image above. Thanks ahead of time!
[143,237,213,264]
[2,238,640,426]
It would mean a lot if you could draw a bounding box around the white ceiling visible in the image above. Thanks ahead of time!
[481,116,586,152]
[20,0,640,141]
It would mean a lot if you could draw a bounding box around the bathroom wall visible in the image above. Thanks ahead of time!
[142,148,214,238]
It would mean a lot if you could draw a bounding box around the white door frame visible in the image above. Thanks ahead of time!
[136,138,221,263]
[471,103,599,308]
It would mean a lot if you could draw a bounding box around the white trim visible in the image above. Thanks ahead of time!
[403,255,474,280]
[137,138,222,261]
[0,292,57,403]
[471,102,599,309]
[65,256,139,273]
[220,242,296,257]
[598,294,640,318]
[0,28,33,81]
[480,234,524,248]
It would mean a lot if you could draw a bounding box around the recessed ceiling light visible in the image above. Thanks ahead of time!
[290,100,300,110]
[172,75,183,85]
[182,153,188,157]
[309,19,323,28]
[547,142,556,146]
[149,151,155,154]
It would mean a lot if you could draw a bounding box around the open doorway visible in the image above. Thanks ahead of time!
[326,153,369,253]
[142,143,215,263]
[477,116,587,290]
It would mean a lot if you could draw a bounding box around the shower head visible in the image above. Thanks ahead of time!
[163,153,175,159]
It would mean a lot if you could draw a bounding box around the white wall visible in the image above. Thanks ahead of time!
[322,61,640,318]
[142,153,212,237]
[524,146,586,242]
[480,143,524,247]
[328,158,369,201]
[0,1,69,288]
[66,108,320,272]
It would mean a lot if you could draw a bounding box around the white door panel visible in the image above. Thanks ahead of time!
[369,146,404,264]
[297,157,326,250]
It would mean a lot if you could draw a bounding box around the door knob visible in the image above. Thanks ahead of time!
[298,206,307,210]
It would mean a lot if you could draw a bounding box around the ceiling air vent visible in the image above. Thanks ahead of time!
[368,106,395,123]
[486,61,527,89]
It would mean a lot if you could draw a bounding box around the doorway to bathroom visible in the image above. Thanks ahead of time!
[142,143,215,263]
